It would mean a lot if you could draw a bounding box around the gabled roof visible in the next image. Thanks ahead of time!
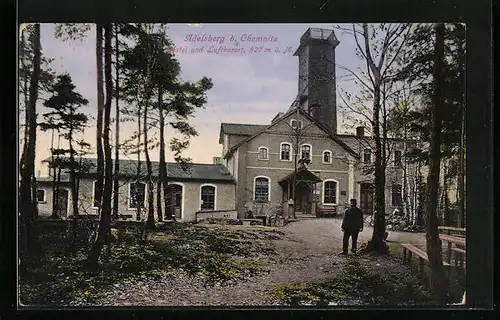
[271,112,285,123]
[41,157,235,182]
[224,107,360,159]
[218,123,266,144]
[278,166,322,186]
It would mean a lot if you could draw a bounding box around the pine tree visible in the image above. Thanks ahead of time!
[41,74,89,218]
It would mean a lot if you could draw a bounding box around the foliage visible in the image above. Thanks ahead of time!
[19,223,281,305]
[40,74,89,145]
[266,255,435,305]
[397,23,465,164]
[19,25,56,112]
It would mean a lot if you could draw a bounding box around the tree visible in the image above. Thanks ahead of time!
[41,74,89,218]
[424,23,449,301]
[86,24,114,270]
[335,23,411,253]
[19,23,42,271]
[112,24,121,220]
[397,23,466,227]
[95,25,105,216]
[120,24,212,223]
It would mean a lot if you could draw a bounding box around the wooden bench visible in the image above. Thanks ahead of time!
[401,243,450,275]
[451,247,466,267]
[240,218,263,226]
[438,226,466,237]
[439,234,466,266]
[317,206,337,217]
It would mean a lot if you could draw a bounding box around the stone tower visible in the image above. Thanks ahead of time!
[293,28,339,134]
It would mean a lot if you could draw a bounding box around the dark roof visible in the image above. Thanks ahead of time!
[271,112,285,123]
[219,123,266,144]
[224,107,360,159]
[37,175,71,183]
[278,167,322,186]
[41,157,235,182]
[336,134,410,153]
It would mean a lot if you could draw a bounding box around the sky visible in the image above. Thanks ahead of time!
[26,23,366,173]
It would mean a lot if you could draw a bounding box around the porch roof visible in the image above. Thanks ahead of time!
[278,167,322,187]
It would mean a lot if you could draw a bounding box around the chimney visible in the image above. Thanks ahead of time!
[356,126,365,137]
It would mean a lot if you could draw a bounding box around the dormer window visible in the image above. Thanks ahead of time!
[323,150,332,163]
[258,147,269,160]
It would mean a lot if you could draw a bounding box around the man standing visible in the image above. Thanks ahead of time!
[340,199,364,255]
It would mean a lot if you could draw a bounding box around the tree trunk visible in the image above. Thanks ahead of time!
[291,145,297,220]
[69,133,79,247]
[76,154,82,204]
[458,101,465,228]
[57,163,62,216]
[69,132,79,216]
[157,89,165,222]
[416,162,425,227]
[95,24,105,215]
[86,24,114,270]
[19,23,42,270]
[144,33,155,227]
[367,84,389,254]
[144,97,155,226]
[425,22,449,301]
[136,105,142,221]
[112,24,120,221]
[50,129,59,218]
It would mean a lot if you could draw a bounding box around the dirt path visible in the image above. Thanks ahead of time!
[94,219,427,306]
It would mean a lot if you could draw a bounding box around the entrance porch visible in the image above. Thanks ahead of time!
[278,167,322,217]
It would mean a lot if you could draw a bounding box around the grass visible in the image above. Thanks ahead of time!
[19,223,282,306]
[266,254,436,306]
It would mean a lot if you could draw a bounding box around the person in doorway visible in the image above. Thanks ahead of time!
[340,199,364,255]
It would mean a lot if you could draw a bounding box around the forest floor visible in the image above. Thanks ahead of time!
[19,218,465,307]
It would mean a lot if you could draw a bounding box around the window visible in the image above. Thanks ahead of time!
[280,143,291,161]
[254,177,270,202]
[323,180,338,204]
[129,182,146,209]
[392,184,402,206]
[258,147,269,160]
[37,189,46,203]
[298,120,304,129]
[290,119,298,129]
[301,144,311,161]
[323,150,332,163]
[394,150,402,166]
[200,185,216,210]
[363,148,372,164]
